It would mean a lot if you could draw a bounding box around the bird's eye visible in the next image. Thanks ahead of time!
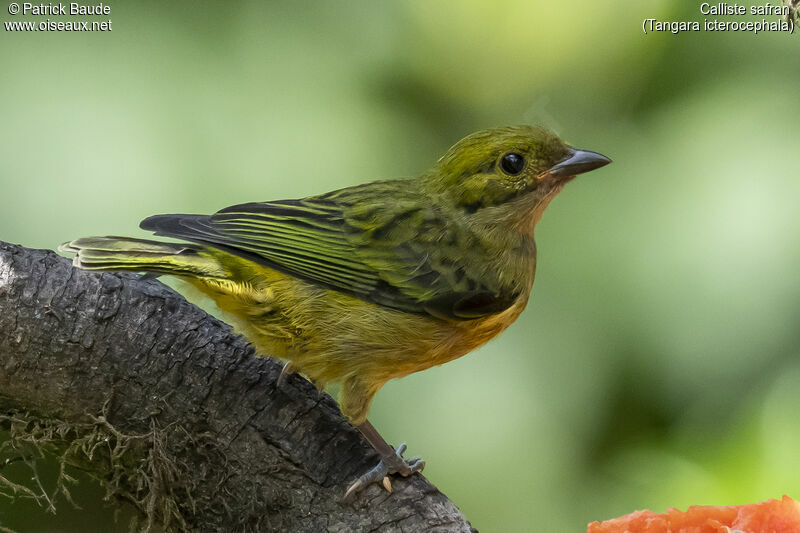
[499,153,525,175]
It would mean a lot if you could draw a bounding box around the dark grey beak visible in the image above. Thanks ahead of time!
[549,149,611,176]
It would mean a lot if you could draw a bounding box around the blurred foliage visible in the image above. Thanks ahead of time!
[1,1,799,531]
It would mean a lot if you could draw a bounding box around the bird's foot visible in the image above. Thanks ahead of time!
[276,361,324,396]
[344,443,424,501]
[277,361,295,386]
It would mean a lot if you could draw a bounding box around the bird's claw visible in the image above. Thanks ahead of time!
[343,443,425,501]
[277,361,295,386]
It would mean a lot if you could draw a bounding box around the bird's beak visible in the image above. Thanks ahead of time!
[548,149,611,177]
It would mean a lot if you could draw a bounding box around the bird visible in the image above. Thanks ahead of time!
[60,125,611,499]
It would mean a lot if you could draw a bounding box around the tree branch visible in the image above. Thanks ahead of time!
[0,241,475,532]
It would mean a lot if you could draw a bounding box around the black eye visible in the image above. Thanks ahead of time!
[500,152,525,175]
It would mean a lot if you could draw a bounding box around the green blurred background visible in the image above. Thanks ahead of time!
[1,1,799,531]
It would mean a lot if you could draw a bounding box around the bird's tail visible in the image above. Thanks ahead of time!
[59,236,224,279]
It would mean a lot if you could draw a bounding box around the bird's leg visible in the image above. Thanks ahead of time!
[343,420,425,501]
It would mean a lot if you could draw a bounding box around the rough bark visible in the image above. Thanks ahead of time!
[0,241,475,533]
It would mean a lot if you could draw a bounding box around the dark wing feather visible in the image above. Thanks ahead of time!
[140,183,519,320]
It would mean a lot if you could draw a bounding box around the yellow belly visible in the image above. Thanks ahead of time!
[188,263,528,424]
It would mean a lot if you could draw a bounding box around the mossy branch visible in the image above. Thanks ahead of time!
[0,241,475,533]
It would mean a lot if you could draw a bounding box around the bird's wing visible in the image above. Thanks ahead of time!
[140,183,519,320]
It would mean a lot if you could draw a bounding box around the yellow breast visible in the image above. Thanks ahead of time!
[186,259,531,424]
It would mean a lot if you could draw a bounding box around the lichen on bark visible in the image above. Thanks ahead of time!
[0,241,475,533]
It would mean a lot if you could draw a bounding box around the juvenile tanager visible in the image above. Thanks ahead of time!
[61,126,611,498]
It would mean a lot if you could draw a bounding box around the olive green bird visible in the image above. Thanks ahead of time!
[60,126,610,498]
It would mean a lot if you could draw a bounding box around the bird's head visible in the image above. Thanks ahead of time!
[426,126,610,229]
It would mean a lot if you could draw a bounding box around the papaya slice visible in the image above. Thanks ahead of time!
[588,495,800,533]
